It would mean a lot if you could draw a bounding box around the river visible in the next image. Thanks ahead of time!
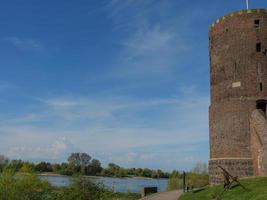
[40,175,168,194]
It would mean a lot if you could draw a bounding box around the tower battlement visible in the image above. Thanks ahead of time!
[210,9,267,30]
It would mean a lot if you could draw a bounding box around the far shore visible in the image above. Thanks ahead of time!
[38,172,162,180]
[38,172,68,177]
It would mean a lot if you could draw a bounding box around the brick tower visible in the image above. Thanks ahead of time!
[209,9,267,184]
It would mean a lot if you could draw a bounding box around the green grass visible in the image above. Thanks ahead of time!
[179,177,267,200]
[107,192,140,200]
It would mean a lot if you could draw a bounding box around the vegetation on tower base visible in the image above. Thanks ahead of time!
[179,177,267,200]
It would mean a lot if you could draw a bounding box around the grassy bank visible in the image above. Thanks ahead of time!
[0,169,140,200]
[179,177,267,200]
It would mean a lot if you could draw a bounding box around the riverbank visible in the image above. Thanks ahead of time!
[38,172,160,180]
[38,172,67,177]
[39,173,168,193]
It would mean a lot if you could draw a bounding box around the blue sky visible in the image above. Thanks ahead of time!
[0,0,267,171]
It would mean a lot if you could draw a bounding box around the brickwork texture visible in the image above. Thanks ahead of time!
[209,9,267,184]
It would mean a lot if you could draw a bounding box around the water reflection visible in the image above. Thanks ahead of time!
[40,176,168,193]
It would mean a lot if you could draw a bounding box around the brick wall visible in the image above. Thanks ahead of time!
[209,158,253,184]
[250,109,267,176]
[209,9,267,184]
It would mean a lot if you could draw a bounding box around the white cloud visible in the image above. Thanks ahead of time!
[122,24,175,59]
[3,37,44,51]
[0,88,209,170]
[105,0,153,30]
[110,23,188,79]
[50,137,75,159]
[0,114,44,125]
[40,98,83,108]
[0,126,76,161]
[0,124,207,170]
[103,0,191,80]
[33,96,186,122]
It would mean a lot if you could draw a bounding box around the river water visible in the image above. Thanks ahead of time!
[40,175,168,194]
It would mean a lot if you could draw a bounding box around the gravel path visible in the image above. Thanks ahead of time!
[140,190,183,200]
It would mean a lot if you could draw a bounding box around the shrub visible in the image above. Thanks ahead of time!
[0,170,139,200]
[51,176,110,200]
[167,171,182,191]
[186,173,209,188]
[0,169,51,200]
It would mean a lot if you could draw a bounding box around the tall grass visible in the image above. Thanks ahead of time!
[0,168,140,200]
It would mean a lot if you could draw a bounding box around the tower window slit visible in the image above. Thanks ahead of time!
[255,19,260,28]
[260,83,263,91]
[256,43,262,52]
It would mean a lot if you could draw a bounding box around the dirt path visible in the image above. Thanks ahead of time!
[140,190,183,200]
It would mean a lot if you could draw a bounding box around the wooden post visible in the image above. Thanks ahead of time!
[183,171,186,193]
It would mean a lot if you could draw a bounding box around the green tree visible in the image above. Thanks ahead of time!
[187,173,209,188]
[86,159,102,175]
[6,160,23,172]
[167,171,182,191]
[20,162,34,173]
[192,162,208,175]
[186,162,209,188]
[68,153,91,175]
[135,168,143,177]
[0,155,8,165]
[35,162,53,173]
[52,163,61,172]
[58,163,73,176]
[117,168,127,177]
[0,155,8,172]
[107,163,120,176]
[142,168,152,177]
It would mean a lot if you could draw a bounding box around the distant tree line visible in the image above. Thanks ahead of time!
[0,153,170,178]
